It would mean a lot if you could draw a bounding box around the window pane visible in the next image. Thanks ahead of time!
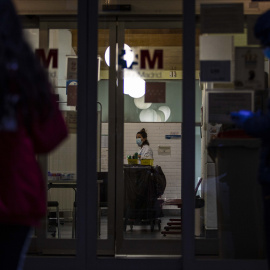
[196,1,266,260]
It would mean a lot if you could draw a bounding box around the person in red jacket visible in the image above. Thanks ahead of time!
[0,1,68,269]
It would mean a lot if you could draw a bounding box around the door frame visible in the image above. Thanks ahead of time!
[114,19,183,256]
[24,0,269,269]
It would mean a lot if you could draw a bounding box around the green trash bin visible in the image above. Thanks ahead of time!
[208,138,265,259]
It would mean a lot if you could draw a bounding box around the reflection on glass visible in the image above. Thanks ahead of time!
[196,1,267,260]
[47,29,77,239]
[97,28,110,240]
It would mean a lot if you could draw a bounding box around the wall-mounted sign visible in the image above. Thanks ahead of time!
[145,82,166,103]
[66,111,77,133]
[67,57,77,80]
[207,90,254,124]
[200,35,233,82]
[140,50,163,69]
[200,61,231,82]
[119,48,164,70]
[234,47,265,90]
[66,80,78,94]
[165,135,181,139]
[35,49,58,69]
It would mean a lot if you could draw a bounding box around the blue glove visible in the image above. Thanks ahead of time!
[231,110,254,128]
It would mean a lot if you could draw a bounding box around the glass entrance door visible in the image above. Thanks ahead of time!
[24,15,198,259]
[98,18,186,256]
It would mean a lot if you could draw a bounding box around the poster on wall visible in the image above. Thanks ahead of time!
[66,111,77,134]
[144,82,166,103]
[67,57,77,80]
[234,47,265,90]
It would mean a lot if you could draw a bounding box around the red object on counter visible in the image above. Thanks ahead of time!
[217,129,252,138]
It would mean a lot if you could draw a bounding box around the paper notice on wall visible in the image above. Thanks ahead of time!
[199,35,234,82]
[234,47,265,90]
[67,57,77,80]
[200,61,231,82]
[66,111,77,133]
[200,3,244,34]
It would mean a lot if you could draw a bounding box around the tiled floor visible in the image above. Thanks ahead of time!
[47,215,182,240]
[43,215,220,258]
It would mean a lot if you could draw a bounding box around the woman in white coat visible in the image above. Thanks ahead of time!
[136,128,153,160]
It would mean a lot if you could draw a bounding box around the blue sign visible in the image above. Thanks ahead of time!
[66,80,78,94]
[165,135,181,139]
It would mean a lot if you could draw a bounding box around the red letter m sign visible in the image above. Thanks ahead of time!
[35,49,58,69]
[140,50,163,69]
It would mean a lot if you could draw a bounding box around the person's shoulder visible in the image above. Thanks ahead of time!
[143,144,150,149]
[144,144,153,151]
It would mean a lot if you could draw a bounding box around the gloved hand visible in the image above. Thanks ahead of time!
[231,110,254,128]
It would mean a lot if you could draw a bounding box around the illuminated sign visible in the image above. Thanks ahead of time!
[140,50,163,69]
[35,49,58,69]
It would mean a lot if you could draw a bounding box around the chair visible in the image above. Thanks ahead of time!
[47,201,61,238]
[161,178,203,236]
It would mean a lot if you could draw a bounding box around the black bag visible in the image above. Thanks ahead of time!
[153,165,166,196]
[195,195,205,208]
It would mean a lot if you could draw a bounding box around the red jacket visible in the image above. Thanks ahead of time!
[0,96,68,226]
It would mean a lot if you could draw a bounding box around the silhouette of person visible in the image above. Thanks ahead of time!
[0,1,68,269]
[231,10,270,268]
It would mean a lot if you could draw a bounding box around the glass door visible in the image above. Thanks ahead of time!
[97,16,205,258]
[97,19,117,255]
[113,19,184,256]
[22,19,78,255]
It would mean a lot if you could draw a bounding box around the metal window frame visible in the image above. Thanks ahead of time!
[24,0,269,269]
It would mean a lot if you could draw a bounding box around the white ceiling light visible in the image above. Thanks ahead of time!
[124,77,145,98]
[124,71,145,98]
[104,44,134,68]
[134,96,152,109]
[158,106,171,122]
[139,109,158,122]
[156,110,165,122]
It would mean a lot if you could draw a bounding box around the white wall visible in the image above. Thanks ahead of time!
[101,123,182,200]
[48,123,182,210]
[48,134,77,211]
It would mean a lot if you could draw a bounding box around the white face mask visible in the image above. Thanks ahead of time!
[136,138,142,146]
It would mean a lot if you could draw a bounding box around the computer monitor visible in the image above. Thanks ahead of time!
[206,90,254,124]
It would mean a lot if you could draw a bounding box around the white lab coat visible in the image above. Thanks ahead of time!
[139,144,153,159]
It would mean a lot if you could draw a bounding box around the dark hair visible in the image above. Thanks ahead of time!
[0,0,53,129]
[137,128,150,146]
[254,10,270,47]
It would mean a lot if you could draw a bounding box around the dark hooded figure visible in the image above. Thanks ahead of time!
[0,1,68,269]
[231,10,270,268]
